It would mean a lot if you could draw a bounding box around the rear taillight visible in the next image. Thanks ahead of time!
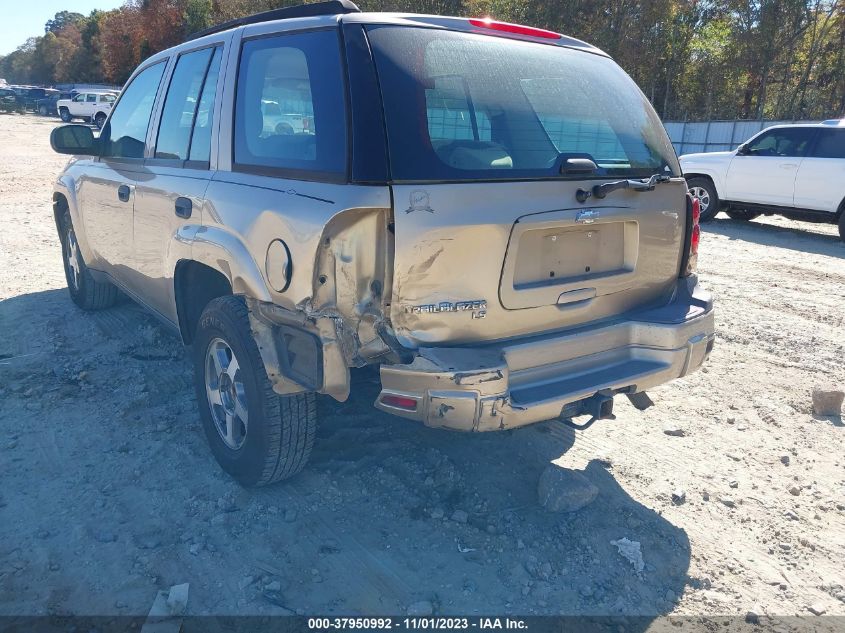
[682,193,700,277]
[468,17,563,40]
[380,394,418,411]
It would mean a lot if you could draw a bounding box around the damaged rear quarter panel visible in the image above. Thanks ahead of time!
[199,172,393,399]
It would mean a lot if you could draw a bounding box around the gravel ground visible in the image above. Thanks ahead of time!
[1,113,844,620]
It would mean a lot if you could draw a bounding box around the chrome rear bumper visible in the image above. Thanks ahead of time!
[375,277,714,431]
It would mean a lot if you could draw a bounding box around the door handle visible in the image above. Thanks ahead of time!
[175,197,192,219]
[780,163,798,169]
[117,184,131,202]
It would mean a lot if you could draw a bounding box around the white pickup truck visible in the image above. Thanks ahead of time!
[57,90,118,128]
[680,120,845,241]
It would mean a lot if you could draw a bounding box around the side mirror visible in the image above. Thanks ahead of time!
[736,144,749,156]
[50,124,98,156]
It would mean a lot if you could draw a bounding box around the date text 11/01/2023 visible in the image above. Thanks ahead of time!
[307,618,528,630]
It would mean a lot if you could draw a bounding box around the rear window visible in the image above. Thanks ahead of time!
[366,26,680,182]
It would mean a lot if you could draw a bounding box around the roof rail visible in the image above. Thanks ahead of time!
[187,0,361,41]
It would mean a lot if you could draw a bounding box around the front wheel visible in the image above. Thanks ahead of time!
[59,211,118,310]
[59,108,71,122]
[193,296,317,487]
[725,209,760,221]
[686,177,720,222]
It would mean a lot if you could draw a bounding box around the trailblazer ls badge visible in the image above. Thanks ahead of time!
[404,299,487,319]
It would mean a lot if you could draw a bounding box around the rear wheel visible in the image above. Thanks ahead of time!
[59,108,71,122]
[725,209,760,221]
[686,177,720,222]
[59,211,118,310]
[193,296,317,487]
[838,212,845,243]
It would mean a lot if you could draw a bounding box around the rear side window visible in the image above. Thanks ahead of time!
[233,30,347,180]
[155,46,221,162]
[102,61,166,159]
[810,129,845,159]
[189,48,223,162]
[367,26,679,182]
[86,94,97,102]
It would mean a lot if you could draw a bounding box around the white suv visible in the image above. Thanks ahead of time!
[57,91,118,128]
[680,120,845,240]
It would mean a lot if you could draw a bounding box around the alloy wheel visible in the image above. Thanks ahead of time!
[205,337,249,450]
[688,186,711,213]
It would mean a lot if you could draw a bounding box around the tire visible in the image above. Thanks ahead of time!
[686,177,720,222]
[193,295,316,487]
[838,212,845,243]
[94,112,106,129]
[38,104,48,116]
[59,108,71,122]
[725,209,760,221]
[59,210,119,310]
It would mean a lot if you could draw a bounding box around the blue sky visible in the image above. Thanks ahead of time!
[0,0,123,55]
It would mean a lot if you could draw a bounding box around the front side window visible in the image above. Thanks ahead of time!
[102,61,166,159]
[745,128,815,157]
[73,94,85,102]
[86,94,97,102]
[155,46,218,161]
[810,128,845,159]
[367,26,679,181]
[233,29,347,179]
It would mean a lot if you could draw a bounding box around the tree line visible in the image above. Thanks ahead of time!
[0,0,842,121]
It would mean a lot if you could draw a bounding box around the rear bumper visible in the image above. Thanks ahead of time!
[376,276,714,431]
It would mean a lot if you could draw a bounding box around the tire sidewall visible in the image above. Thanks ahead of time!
[688,178,720,222]
[193,302,272,487]
[60,108,71,122]
[60,211,90,308]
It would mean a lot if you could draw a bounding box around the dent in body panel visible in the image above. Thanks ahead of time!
[200,176,396,400]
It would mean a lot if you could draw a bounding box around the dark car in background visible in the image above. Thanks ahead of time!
[0,87,18,112]
[11,86,55,112]
[36,90,74,116]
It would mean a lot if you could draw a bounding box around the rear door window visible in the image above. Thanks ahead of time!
[233,29,347,180]
[810,128,845,159]
[155,47,217,161]
[188,47,223,163]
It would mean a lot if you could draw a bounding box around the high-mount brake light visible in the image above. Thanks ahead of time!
[468,18,562,40]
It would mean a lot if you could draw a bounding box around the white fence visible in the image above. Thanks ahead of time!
[663,119,820,155]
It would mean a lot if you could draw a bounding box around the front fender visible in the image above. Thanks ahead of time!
[181,224,273,303]
[53,174,96,262]
[681,163,729,199]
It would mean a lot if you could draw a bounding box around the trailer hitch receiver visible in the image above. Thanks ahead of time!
[559,390,616,430]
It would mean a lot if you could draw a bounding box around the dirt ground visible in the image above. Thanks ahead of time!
[1,113,844,621]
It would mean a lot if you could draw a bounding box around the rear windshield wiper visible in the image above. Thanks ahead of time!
[576,173,671,203]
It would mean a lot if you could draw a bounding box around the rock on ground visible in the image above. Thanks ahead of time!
[537,465,598,512]
[811,388,844,416]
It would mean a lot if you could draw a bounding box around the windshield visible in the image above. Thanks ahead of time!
[367,26,680,182]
